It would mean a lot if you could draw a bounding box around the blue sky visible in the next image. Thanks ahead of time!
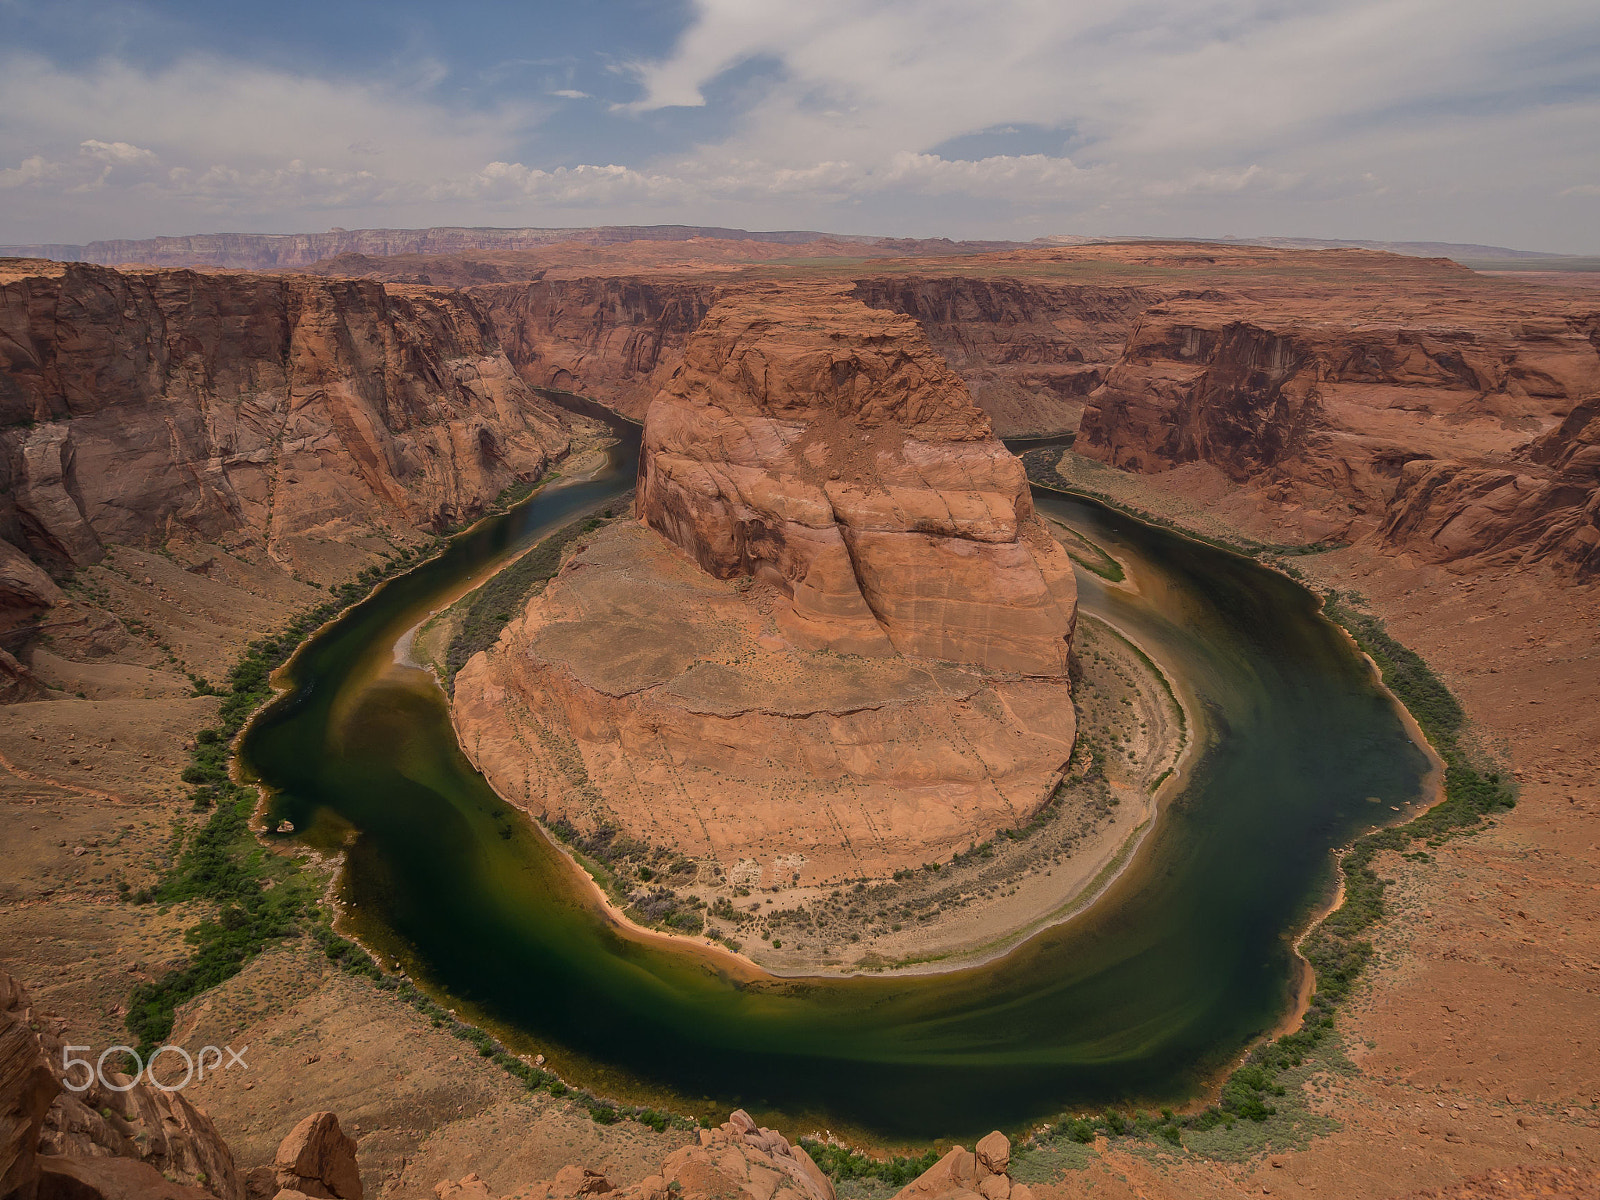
[2,0,1598,250]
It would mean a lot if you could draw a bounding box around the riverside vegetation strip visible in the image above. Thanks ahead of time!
[1003,453,1519,1167]
[116,500,698,1134]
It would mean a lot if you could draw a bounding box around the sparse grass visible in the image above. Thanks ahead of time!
[799,1142,941,1190]
[442,496,630,686]
[124,543,437,1055]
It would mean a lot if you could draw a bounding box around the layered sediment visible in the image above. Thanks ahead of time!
[1076,280,1600,579]
[0,259,580,607]
[453,288,1078,888]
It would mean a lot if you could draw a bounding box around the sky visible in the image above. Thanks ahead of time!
[1,0,1598,251]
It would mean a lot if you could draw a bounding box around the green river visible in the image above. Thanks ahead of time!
[240,426,1430,1141]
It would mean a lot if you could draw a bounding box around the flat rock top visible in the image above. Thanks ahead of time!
[661,286,993,442]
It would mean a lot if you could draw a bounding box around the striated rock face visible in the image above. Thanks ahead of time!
[1376,395,1600,579]
[637,289,1077,675]
[471,279,719,420]
[1,972,58,1200]
[1079,297,1600,579]
[455,288,1076,886]
[0,260,576,580]
[1,970,242,1200]
[453,523,1077,883]
[853,276,1152,436]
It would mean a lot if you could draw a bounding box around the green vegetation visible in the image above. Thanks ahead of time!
[543,815,707,935]
[124,544,435,1055]
[798,1142,942,1190]
[441,496,630,686]
[1048,519,1125,582]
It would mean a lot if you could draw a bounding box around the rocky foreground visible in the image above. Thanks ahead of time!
[433,1116,1031,1200]
[2,967,363,1200]
[453,286,1077,892]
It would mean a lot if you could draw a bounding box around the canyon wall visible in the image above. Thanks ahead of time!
[1077,296,1600,578]
[852,275,1153,435]
[0,260,578,585]
[469,278,720,420]
[454,287,1079,885]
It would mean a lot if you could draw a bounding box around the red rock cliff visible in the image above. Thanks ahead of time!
[0,260,577,578]
[1078,291,1600,579]
[636,287,1077,675]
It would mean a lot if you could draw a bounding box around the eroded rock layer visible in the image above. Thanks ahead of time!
[0,259,578,580]
[636,289,1078,676]
[1076,282,1600,578]
[453,523,1077,884]
[455,288,1077,884]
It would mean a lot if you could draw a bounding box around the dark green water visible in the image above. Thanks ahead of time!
[240,430,1429,1141]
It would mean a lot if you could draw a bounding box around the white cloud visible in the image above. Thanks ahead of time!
[1,1,1597,249]
[79,140,158,166]
[0,51,539,235]
[617,0,1600,247]
[0,155,63,189]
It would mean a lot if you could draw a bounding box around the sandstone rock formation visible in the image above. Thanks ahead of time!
[0,259,581,629]
[1076,279,1600,579]
[0,969,244,1200]
[852,276,1152,435]
[1378,394,1600,579]
[0,260,577,568]
[0,972,57,1200]
[636,289,1077,675]
[431,1116,1033,1200]
[453,521,1078,884]
[472,279,718,420]
[269,1114,361,1200]
[434,1109,835,1200]
[890,1135,1031,1200]
[454,288,1077,887]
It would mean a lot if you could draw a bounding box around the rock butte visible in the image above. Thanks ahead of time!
[453,288,1077,885]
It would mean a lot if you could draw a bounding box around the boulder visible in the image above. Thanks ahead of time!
[973,1133,1009,1177]
[272,1114,361,1200]
[893,1148,975,1200]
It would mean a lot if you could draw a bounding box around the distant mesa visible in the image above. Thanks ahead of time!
[3,223,1577,273]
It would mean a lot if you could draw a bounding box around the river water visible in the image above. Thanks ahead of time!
[240,429,1429,1140]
